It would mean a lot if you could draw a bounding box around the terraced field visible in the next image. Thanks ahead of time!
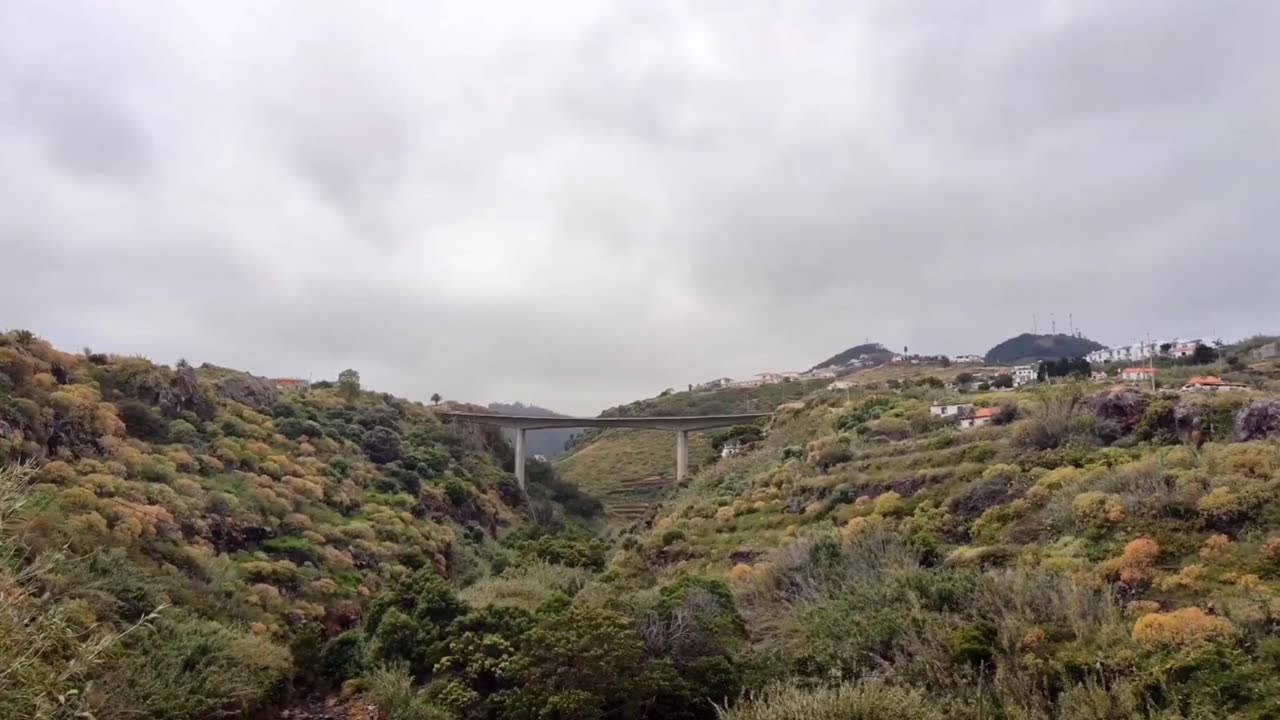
[556,428,718,520]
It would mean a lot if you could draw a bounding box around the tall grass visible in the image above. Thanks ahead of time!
[364,663,451,720]
[0,463,152,720]
[719,680,943,720]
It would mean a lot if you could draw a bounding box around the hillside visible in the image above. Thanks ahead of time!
[611,365,1280,718]
[984,332,1104,364]
[0,330,604,719]
[487,401,579,458]
[10,325,1280,720]
[810,341,891,370]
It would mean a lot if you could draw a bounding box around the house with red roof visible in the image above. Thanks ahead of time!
[1180,376,1246,393]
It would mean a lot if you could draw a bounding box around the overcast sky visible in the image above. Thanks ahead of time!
[3,1,1278,415]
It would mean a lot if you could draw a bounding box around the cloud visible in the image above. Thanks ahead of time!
[2,0,1277,414]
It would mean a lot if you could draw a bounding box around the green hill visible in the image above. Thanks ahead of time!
[984,332,1104,364]
[487,401,579,458]
[616,368,1280,718]
[810,341,891,370]
[556,381,822,521]
[0,330,601,719]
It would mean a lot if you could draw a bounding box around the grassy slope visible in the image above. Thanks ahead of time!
[556,380,827,520]
[614,361,1280,717]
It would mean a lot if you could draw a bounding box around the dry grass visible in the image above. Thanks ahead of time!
[720,680,943,720]
[459,560,590,612]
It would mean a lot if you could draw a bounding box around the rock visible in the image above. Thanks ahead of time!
[1236,399,1280,441]
[1087,386,1147,434]
[214,373,280,412]
[133,365,216,420]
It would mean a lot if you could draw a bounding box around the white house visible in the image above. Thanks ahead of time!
[721,441,745,458]
[1091,370,1109,381]
[1120,367,1154,383]
[951,355,984,364]
[695,377,734,391]
[805,367,840,379]
[1170,341,1200,359]
[960,407,999,429]
[829,380,855,390]
[930,402,974,418]
[1012,365,1037,387]
[756,372,784,384]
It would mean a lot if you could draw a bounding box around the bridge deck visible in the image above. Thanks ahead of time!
[437,411,770,432]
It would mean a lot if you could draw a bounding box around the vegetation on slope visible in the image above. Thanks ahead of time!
[557,382,818,522]
[0,330,601,718]
[609,371,1280,718]
[809,342,891,370]
[984,333,1104,364]
[9,323,1280,720]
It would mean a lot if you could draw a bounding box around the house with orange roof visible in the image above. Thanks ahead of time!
[1120,367,1154,383]
[960,407,999,429]
[1180,376,1246,393]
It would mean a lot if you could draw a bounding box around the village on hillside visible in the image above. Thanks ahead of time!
[690,334,1278,401]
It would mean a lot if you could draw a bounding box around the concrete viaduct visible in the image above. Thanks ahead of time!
[438,412,770,490]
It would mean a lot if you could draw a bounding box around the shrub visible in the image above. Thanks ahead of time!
[1131,607,1235,648]
[719,680,943,720]
[97,611,292,720]
[1071,491,1124,528]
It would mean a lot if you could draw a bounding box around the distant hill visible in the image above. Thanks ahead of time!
[488,401,579,458]
[810,342,893,370]
[984,333,1104,364]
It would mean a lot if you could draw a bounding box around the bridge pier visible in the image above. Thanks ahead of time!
[514,427,526,490]
[438,411,770,494]
[676,429,688,483]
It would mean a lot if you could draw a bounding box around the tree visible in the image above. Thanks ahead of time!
[362,426,404,464]
[338,369,360,402]
[992,374,1013,389]
[956,372,974,385]
[430,392,442,405]
[1190,343,1216,366]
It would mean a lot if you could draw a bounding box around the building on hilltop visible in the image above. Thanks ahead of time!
[695,377,734,391]
[829,380,854,390]
[1170,341,1201,359]
[274,377,309,391]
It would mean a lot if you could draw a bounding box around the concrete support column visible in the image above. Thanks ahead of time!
[676,429,688,482]
[514,427,527,491]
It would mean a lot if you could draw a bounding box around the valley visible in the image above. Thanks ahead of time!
[4,327,1280,720]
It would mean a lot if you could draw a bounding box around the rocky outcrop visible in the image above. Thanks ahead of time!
[133,364,217,420]
[213,373,279,412]
[1236,399,1280,441]
[1087,386,1148,434]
